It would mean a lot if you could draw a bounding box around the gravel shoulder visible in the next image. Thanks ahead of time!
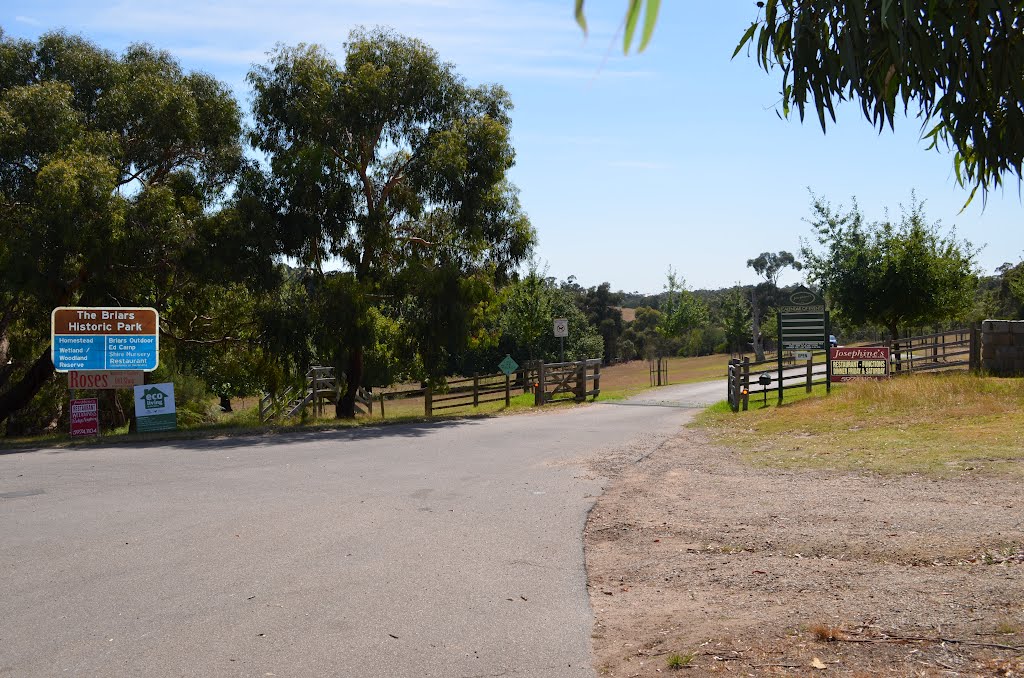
[584,419,1024,677]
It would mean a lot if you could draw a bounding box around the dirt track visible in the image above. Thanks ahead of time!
[585,422,1024,677]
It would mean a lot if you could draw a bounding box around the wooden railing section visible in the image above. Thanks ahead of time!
[727,328,978,412]
[532,359,601,405]
[260,358,602,421]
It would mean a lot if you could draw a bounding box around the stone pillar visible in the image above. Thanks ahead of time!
[981,320,1024,376]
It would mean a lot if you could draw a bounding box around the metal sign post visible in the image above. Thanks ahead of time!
[553,318,568,363]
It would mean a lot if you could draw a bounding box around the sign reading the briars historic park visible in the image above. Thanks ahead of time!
[51,307,159,373]
[134,383,177,433]
[830,347,891,382]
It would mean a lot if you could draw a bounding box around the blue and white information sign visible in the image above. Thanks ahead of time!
[51,307,159,373]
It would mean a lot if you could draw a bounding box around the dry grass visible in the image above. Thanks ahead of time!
[595,355,725,399]
[809,622,846,642]
[695,373,1024,476]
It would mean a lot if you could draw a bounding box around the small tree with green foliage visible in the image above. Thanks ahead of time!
[801,194,978,347]
[720,285,752,355]
[655,268,709,354]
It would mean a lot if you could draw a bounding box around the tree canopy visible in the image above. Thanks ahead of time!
[0,30,257,427]
[245,28,534,416]
[801,193,979,340]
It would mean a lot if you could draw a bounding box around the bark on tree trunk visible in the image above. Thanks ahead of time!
[337,345,364,419]
[0,316,13,390]
[0,346,55,428]
[102,389,127,432]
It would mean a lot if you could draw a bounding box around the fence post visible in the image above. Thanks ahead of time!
[535,362,546,406]
[576,361,586,401]
[593,362,600,398]
[741,357,750,411]
[505,373,511,407]
[729,359,739,412]
[380,392,386,419]
[734,361,743,411]
[425,385,433,417]
[473,373,479,407]
[806,357,813,393]
[312,370,319,418]
[970,323,981,372]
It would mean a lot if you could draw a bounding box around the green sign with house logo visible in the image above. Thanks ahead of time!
[498,354,519,376]
[134,383,177,432]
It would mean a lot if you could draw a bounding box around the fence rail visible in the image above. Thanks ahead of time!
[333,358,602,418]
[727,327,978,412]
[532,359,601,405]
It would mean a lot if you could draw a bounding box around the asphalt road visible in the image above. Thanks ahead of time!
[0,382,720,678]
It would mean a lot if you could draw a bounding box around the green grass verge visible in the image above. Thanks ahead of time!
[693,373,1024,477]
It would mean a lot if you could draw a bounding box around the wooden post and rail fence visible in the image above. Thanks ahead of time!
[727,327,979,412]
[260,358,601,422]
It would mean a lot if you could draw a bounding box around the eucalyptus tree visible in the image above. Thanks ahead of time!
[745,251,802,361]
[0,30,252,428]
[246,29,534,417]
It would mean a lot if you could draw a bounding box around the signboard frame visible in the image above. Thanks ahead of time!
[830,346,891,382]
[68,371,145,390]
[776,286,831,401]
[51,307,160,373]
[552,318,568,338]
[70,397,100,437]
[498,355,519,376]
[134,382,177,433]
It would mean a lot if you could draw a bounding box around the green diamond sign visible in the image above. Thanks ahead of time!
[498,355,519,376]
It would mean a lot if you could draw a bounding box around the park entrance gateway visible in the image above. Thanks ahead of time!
[52,307,164,436]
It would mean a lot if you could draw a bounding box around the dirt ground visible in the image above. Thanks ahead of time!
[584,421,1024,677]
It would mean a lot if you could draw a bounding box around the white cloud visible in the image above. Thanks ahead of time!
[55,0,642,83]
[15,15,42,26]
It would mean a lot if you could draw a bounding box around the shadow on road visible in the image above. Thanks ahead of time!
[0,417,486,456]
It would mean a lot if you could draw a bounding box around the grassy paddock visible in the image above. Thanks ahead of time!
[595,354,725,400]
[694,373,1024,476]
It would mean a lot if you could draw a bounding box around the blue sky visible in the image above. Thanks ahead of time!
[5,0,1022,294]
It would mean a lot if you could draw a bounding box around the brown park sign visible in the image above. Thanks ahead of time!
[51,307,159,372]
